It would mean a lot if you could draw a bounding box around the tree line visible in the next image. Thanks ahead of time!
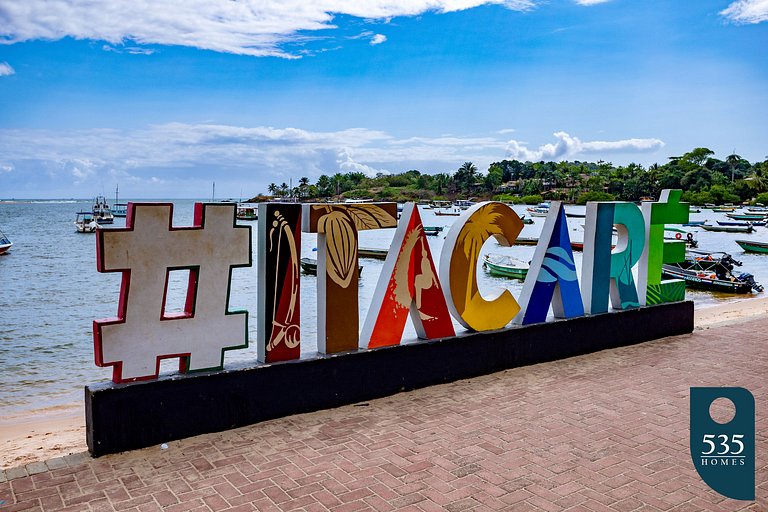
[252,148,768,205]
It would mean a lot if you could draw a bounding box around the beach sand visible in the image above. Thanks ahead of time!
[0,405,86,469]
[2,297,767,471]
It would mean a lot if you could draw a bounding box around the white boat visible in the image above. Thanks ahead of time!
[75,212,99,233]
[526,202,550,217]
[483,254,529,279]
[92,195,114,224]
[527,207,550,217]
[0,228,12,255]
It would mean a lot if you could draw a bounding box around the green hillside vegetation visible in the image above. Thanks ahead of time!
[252,148,768,205]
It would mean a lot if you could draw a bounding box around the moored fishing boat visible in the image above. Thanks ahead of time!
[725,213,766,221]
[300,257,363,276]
[0,228,12,255]
[75,212,99,233]
[570,240,616,252]
[112,185,127,217]
[683,220,708,226]
[423,226,444,236]
[661,264,762,293]
[717,220,766,227]
[482,254,529,279]
[358,247,388,260]
[700,224,754,234]
[515,237,540,246]
[527,207,549,217]
[662,249,762,293]
[112,203,128,217]
[681,250,742,272]
[92,195,114,224]
[735,239,768,254]
[433,208,461,216]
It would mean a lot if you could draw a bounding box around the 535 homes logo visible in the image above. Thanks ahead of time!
[690,387,755,501]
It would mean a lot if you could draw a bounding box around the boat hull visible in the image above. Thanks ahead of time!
[736,240,768,254]
[300,258,363,276]
[358,248,388,260]
[661,265,753,293]
[700,225,754,234]
[483,261,528,279]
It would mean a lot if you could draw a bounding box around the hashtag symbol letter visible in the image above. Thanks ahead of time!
[93,203,251,383]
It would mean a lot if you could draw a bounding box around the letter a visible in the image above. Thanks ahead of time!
[360,203,455,348]
[515,201,583,325]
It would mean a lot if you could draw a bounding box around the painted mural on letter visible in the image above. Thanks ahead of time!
[360,203,455,348]
[439,202,524,331]
[257,203,301,363]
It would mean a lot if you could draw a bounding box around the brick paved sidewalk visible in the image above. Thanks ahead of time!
[1,318,766,511]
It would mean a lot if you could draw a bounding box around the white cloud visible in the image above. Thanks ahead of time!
[102,44,156,55]
[0,62,15,76]
[0,1,536,58]
[370,34,387,45]
[497,128,516,135]
[574,0,611,5]
[0,124,665,197]
[721,0,768,23]
[337,149,386,176]
[505,131,664,161]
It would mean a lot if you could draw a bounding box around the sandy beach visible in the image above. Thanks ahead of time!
[2,296,767,471]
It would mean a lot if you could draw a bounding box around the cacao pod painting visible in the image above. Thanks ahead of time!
[317,210,358,288]
[346,204,398,230]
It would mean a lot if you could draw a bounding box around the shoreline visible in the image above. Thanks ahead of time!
[3,296,767,471]
[0,404,86,470]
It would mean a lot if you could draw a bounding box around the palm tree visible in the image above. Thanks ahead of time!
[456,161,478,195]
[726,153,741,183]
[298,176,309,198]
[331,173,344,196]
[267,183,278,197]
[317,175,331,197]
[747,160,768,193]
[433,173,450,195]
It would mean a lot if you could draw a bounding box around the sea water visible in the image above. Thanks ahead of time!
[0,200,765,415]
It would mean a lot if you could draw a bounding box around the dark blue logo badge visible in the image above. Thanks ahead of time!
[690,387,754,501]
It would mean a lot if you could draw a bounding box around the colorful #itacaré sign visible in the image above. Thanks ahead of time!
[93,191,688,383]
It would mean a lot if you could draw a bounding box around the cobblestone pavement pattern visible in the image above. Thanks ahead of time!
[1,318,766,511]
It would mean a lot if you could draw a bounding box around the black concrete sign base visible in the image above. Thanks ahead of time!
[86,301,694,456]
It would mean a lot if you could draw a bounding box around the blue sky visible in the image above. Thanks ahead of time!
[0,0,766,199]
